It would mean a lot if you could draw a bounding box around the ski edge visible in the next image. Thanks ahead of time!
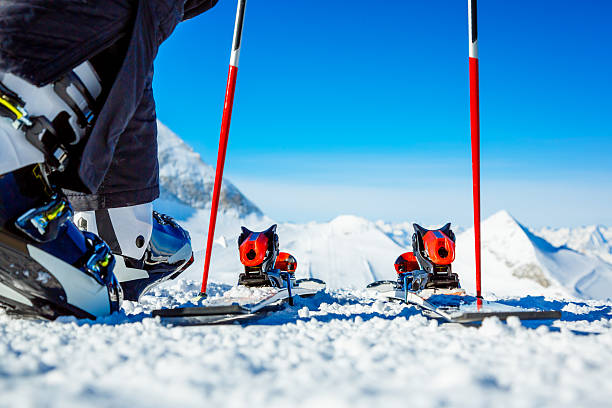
[152,304,249,318]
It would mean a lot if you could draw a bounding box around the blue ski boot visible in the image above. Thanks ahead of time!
[0,165,122,319]
[74,209,194,302]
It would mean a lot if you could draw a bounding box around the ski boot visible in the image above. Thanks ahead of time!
[237,225,296,288]
[0,165,122,319]
[74,208,194,302]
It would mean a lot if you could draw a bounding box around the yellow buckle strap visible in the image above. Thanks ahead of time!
[0,96,23,119]
[0,96,32,128]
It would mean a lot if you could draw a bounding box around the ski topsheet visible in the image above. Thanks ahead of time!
[153,278,326,326]
[367,281,561,324]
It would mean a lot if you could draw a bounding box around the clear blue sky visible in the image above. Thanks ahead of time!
[153,0,612,227]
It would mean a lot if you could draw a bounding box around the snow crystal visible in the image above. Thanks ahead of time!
[298,307,310,318]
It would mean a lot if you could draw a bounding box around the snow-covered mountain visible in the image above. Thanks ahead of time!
[175,207,612,301]
[156,121,261,217]
[174,214,403,290]
[454,211,612,301]
[536,225,612,265]
[155,123,612,301]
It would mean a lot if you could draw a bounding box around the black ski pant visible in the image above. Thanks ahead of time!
[65,70,160,212]
[0,0,218,212]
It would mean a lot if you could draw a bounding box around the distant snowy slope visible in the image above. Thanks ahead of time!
[176,211,273,286]
[277,216,405,289]
[375,220,465,248]
[177,214,405,290]
[156,121,261,216]
[172,208,612,300]
[536,225,612,264]
[375,220,414,248]
[454,211,612,300]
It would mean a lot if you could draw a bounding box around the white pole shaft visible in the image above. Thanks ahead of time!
[468,0,478,59]
[229,0,247,67]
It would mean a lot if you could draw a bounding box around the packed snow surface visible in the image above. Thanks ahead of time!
[4,211,612,408]
[2,280,612,408]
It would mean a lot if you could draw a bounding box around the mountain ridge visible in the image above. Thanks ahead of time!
[536,224,612,264]
[157,121,262,217]
[454,210,612,300]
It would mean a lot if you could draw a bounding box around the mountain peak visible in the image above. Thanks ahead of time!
[330,215,372,231]
[452,210,612,300]
[156,121,262,217]
[486,210,519,227]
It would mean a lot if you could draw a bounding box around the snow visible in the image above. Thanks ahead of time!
[2,282,612,408]
[536,224,612,264]
[454,211,612,301]
[2,123,612,407]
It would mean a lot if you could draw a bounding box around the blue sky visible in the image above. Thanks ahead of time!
[153,0,612,227]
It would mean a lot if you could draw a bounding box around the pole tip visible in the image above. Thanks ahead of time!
[476,296,483,310]
[190,292,208,303]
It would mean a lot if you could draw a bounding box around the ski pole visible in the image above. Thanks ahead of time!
[468,0,483,306]
[200,0,247,297]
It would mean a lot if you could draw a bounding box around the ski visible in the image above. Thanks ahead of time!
[367,283,561,324]
[151,225,326,325]
[367,223,561,324]
[153,279,325,325]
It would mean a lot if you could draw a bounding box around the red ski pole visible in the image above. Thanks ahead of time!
[200,0,247,297]
[468,0,483,304]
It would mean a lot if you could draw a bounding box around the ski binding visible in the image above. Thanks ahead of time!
[153,225,326,325]
[367,223,561,324]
